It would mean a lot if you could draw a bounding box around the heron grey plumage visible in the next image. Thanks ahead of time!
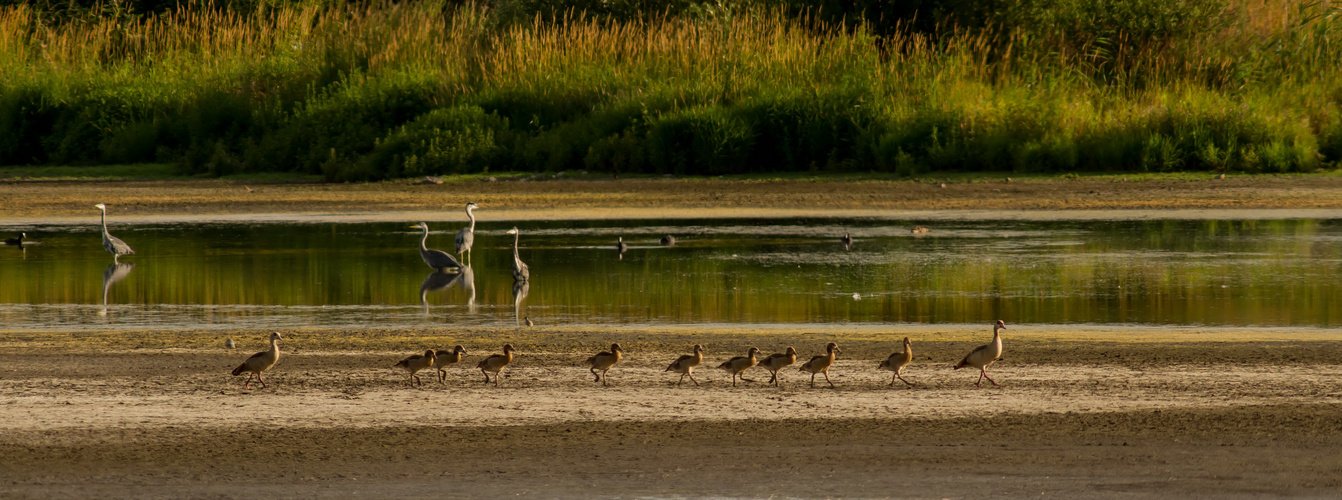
[506,227,529,281]
[94,203,134,263]
[455,202,479,263]
[412,222,462,271]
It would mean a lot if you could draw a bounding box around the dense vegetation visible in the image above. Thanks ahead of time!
[1,0,1339,180]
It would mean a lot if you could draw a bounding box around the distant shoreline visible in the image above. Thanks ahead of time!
[3,173,1342,222]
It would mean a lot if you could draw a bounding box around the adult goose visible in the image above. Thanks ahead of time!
[665,344,705,386]
[231,332,283,390]
[955,320,1006,387]
[798,342,839,388]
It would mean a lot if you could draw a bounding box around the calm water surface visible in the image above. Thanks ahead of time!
[0,218,1338,330]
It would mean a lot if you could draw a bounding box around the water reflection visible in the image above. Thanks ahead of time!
[99,262,135,316]
[418,265,476,316]
[513,280,530,326]
[0,217,1340,329]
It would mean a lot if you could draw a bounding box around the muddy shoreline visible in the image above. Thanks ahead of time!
[3,326,1341,497]
[3,175,1342,223]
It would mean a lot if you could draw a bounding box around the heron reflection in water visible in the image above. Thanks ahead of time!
[513,280,530,326]
[99,262,135,317]
[418,265,476,316]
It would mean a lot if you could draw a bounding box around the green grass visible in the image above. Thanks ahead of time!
[0,1,1339,180]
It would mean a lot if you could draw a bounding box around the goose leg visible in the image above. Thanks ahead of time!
[810,373,816,388]
[591,367,600,383]
[768,371,778,385]
[258,373,267,389]
[975,370,985,387]
[243,373,254,390]
[897,374,914,387]
[982,370,999,387]
[677,374,685,386]
[741,376,755,383]
[494,372,501,387]
[823,371,834,388]
[602,371,609,387]
[689,372,700,386]
[731,374,737,387]
[481,369,491,384]
[438,370,446,384]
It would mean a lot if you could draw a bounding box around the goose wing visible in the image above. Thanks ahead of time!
[666,354,694,371]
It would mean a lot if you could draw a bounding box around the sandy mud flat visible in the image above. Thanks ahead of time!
[1,325,1340,498]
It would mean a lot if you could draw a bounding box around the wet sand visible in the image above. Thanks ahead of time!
[3,326,1340,498]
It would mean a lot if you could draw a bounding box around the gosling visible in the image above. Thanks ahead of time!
[394,349,437,387]
[758,346,798,386]
[878,337,914,387]
[718,347,760,387]
[665,344,705,386]
[798,342,839,388]
[435,345,468,384]
[477,344,516,386]
[585,343,624,386]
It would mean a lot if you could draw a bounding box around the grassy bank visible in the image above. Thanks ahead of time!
[1,0,1339,180]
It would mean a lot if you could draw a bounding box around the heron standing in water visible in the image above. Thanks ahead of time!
[94,203,134,263]
[412,222,462,272]
[455,202,479,264]
[506,227,529,281]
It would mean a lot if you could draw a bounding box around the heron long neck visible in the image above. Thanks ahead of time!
[419,226,430,251]
[466,207,476,231]
[99,209,110,240]
[512,232,521,265]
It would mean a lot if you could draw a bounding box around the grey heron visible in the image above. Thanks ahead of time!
[454,202,479,263]
[94,203,135,262]
[412,222,463,272]
[3,232,24,246]
[506,227,529,282]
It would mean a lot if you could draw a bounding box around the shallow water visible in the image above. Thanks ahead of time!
[0,217,1338,330]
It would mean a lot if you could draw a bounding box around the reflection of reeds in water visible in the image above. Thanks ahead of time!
[100,262,135,317]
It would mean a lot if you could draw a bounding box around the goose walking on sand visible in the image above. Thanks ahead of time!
[879,337,915,387]
[798,342,839,388]
[759,346,798,386]
[412,222,463,271]
[435,345,468,384]
[477,344,516,386]
[506,228,530,282]
[585,343,624,386]
[455,202,479,263]
[394,349,437,387]
[718,347,760,387]
[231,332,282,390]
[94,203,135,263]
[665,344,705,386]
[955,320,1006,387]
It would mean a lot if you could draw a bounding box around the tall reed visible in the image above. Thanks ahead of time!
[0,0,1337,177]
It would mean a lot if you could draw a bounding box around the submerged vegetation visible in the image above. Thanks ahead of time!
[0,0,1339,180]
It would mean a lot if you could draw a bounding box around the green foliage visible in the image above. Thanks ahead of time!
[0,0,1339,177]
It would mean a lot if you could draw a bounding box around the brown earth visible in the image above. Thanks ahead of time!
[3,174,1342,223]
[2,326,1340,498]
